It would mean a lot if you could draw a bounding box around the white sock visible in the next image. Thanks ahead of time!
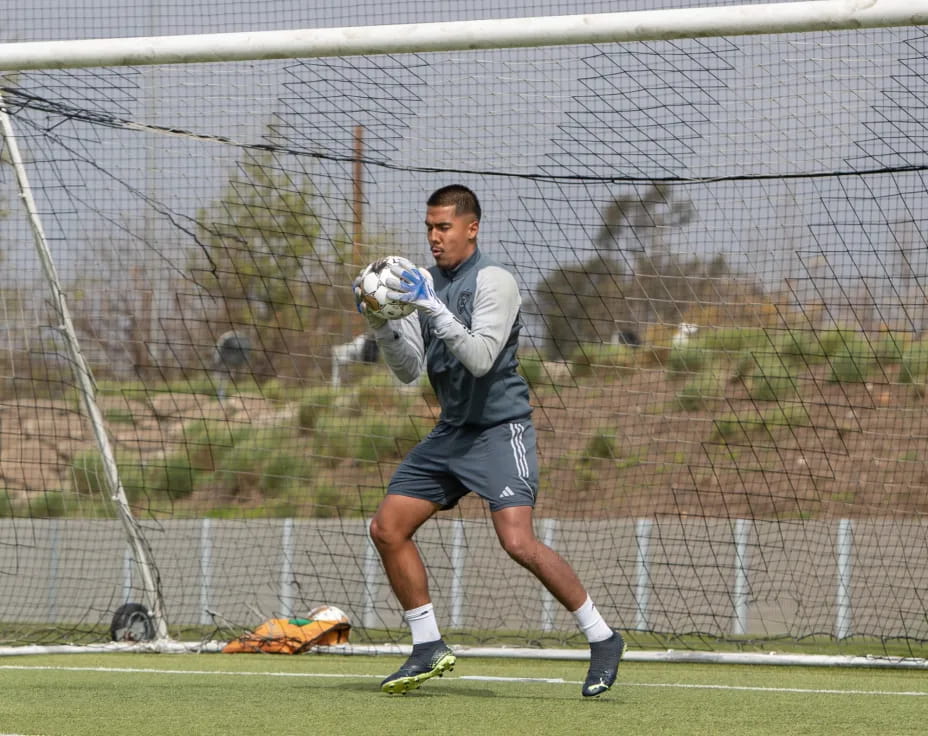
[572,596,613,643]
[405,603,441,645]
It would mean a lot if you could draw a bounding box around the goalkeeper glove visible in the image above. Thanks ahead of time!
[352,272,387,329]
[385,265,447,317]
[386,265,457,334]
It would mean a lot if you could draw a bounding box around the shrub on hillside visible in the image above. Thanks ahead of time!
[677,371,724,411]
[699,326,772,355]
[665,345,710,376]
[827,337,876,383]
[899,341,928,385]
[739,353,799,402]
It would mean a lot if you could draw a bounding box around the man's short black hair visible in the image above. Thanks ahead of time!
[427,184,481,222]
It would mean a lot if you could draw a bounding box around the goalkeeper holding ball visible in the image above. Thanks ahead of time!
[353,184,625,697]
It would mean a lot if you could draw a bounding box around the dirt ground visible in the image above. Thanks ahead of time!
[1,358,926,520]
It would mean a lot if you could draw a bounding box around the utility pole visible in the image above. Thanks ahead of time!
[352,124,364,267]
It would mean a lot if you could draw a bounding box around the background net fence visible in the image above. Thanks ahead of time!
[0,1,926,655]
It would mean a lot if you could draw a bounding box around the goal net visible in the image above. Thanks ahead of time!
[1,0,927,660]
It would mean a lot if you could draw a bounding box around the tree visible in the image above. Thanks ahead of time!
[534,183,694,359]
[533,253,634,361]
[190,149,355,380]
[597,182,694,253]
[535,183,761,359]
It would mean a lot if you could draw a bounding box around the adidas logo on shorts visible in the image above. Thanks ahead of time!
[499,486,515,498]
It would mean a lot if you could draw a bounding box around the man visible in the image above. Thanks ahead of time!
[353,184,624,697]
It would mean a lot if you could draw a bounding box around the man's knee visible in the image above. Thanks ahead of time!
[498,533,541,566]
[370,495,434,550]
[369,515,405,550]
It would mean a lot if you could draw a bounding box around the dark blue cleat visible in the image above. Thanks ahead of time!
[582,631,626,697]
[381,639,456,694]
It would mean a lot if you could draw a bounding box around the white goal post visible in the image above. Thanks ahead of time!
[2,0,928,667]
[0,93,169,642]
[0,1,925,71]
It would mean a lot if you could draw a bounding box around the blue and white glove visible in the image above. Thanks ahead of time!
[352,270,387,329]
[385,264,448,318]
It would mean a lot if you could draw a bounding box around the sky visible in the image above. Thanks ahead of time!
[1,1,926,336]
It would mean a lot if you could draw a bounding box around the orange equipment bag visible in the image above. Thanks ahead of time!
[222,605,351,654]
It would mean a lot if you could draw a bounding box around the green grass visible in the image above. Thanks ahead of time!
[0,652,925,735]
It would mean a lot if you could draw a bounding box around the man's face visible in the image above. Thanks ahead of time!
[425,204,479,270]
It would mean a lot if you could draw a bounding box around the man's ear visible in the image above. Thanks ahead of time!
[468,218,480,239]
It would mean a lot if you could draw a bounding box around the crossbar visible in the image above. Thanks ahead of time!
[0,1,925,71]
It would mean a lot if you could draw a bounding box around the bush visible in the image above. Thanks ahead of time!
[710,413,749,442]
[312,414,356,466]
[260,451,308,497]
[180,418,251,472]
[710,405,811,443]
[355,418,404,462]
[26,491,69,518]
[182,417,247,447]
[741,354,798,402]
[211,427,301,497]
[762,405,812,431]
[677,371,723,412]
[260,377,306,402]
[665,346,709,376]
[297,389,341,433]
[817,328,861,358]
[104,407,137,425]
[776,327,860,365]
[518,353,544,388]
[350,413,432,463]
[567,343,636,381]
[899,341,928,385]
[873,333,906,367]
[355,372,414,413]
[827,339,876,383]
[585,431,617,460]
[145,453,198,500]
[71,450,107,496]
[774,327,823,364]
[699,327,772,355]
[577,343,637,368]
[213,457,261,496]
[311,483,343,518]
[297,400,325,434]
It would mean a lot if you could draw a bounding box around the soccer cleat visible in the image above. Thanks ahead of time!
[581,630,626,697]
[380,639,456,694]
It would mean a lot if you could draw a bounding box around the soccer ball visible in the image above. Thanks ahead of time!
[356,255,417,320]
[308,604,350,624]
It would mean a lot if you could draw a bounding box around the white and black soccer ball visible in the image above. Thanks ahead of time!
[356,255,417,320]
[308,604,350,624]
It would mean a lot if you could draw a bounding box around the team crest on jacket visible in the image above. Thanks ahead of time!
[456,290,473,319]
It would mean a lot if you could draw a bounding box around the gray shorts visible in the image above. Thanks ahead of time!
[387,418,538,511]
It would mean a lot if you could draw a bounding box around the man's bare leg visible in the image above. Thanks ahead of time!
[369,494,456,693]
[491,505,625,697]
[369,494,438,609]
[490,505,587,610]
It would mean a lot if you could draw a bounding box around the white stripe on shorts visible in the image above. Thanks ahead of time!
[508,422,531,490]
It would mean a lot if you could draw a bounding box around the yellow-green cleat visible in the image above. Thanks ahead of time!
[381,639,456,694]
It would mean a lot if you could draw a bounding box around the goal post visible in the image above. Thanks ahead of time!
[1,0,928,664]
[0,1,926,70]
[0,90,169,642]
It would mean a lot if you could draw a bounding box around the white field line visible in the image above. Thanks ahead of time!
[1,664,926,697]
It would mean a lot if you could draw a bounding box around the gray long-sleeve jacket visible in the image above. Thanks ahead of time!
[373,247,532,427]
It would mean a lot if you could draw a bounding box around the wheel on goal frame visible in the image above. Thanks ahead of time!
[110,602,155,642]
